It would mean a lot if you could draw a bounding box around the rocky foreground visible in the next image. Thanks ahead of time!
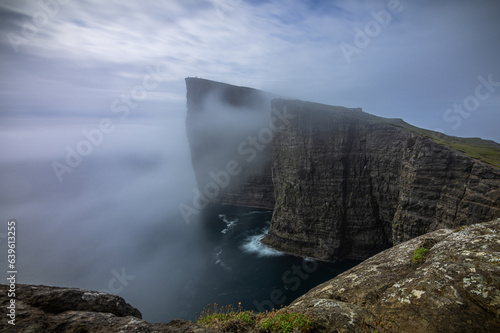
[0,284,217,333]
[1,219,499,332]
[287,219,500,332]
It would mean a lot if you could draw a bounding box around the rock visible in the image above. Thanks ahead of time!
[285,219,500,332]
[185,78,500,261]
[0,284,220,333]
[263,99,500,260]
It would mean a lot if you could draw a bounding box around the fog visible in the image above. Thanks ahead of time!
[0,112,214,322]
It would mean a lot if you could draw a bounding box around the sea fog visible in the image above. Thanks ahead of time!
[0,110,357,322]
[0,111,208,322]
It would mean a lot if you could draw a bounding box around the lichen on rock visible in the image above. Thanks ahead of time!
[285,219,500,332]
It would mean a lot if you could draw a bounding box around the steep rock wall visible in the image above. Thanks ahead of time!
[185,78,275,209]
[185,78,500,261]
[262,99,500,260]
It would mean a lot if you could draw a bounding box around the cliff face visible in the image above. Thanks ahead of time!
[262,99,500,260]
[285,219,500,333]
[185,78,275,209]
[185,78,500,261]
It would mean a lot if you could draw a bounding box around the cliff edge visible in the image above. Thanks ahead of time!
[262,99,500,260]
[4,220,499,332]
[185,78,500,261]
[0,284,217,333]
[185,77,276,209]
[286,219,500,333]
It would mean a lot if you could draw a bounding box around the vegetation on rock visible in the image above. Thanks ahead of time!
[412,247,430,264]
[196,303,316,332]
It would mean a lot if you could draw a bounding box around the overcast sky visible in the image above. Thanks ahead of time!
[0,0,499,141]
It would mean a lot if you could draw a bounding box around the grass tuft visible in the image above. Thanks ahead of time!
[412,247,430,265]
[196,303,315,332]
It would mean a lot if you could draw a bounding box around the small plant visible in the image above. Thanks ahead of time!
[196,303,315,332]
[412,247,430,264]
[259,310,314,333]
[455,225,466,232]
[196,303,256,332]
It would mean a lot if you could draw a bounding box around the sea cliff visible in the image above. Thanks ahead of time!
[263,99,500,260]
[185,78,500,261]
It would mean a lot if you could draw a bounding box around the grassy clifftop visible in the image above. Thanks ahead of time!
[385,118,500,168]
[283,100,500,169]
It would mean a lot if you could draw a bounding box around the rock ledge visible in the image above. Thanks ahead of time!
[286,219,500,332]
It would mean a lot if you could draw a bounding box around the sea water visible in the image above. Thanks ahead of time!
[176,204,360,321]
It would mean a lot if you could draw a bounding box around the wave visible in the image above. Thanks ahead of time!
[240,210,270,216]
[240,231,285,258]
[219,214,239,234]
[214,247,232,271]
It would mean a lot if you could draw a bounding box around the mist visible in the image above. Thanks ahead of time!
[0,111,214,322]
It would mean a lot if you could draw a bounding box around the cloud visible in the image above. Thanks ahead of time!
[2,0,498,138]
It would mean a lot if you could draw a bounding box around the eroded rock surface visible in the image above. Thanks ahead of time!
[263,99,500,260]
[0,284,219,333]
[286,219,500,333]
[186,78,500,261]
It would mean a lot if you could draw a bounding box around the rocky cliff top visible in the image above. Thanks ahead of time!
[0,284,217,333]
[286,218,500,332]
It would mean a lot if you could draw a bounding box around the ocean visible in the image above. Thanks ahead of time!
[176,204,360,321]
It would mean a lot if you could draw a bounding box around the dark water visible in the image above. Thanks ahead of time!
[177,204,360,321]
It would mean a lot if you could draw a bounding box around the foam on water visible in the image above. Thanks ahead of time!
[219,213,238,234]
[214,247,232,271]
[240,230,285,257]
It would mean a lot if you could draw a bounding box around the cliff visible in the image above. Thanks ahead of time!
[0,284,217,333]
[285,219,500,333]
[185,78,500,261]
[263,99,500,261]
[185,77,276,209]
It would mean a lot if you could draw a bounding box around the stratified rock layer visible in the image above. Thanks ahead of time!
[0,284,218,333]
[185,78,500,261]
[262,99,500,260]
[286,219,500,333]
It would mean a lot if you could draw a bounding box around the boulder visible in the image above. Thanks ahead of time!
[0,284,219,333]
[286,219,500,332]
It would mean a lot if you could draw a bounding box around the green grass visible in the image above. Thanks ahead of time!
[412,247,430,264]
[384,118,500,168]
[259,312,314,333]
[296,100,500,168]
[196,303,315,332]
[196,303,257,332]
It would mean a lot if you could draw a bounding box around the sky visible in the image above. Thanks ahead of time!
[0,0,499,140]
[0,0,499,323]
